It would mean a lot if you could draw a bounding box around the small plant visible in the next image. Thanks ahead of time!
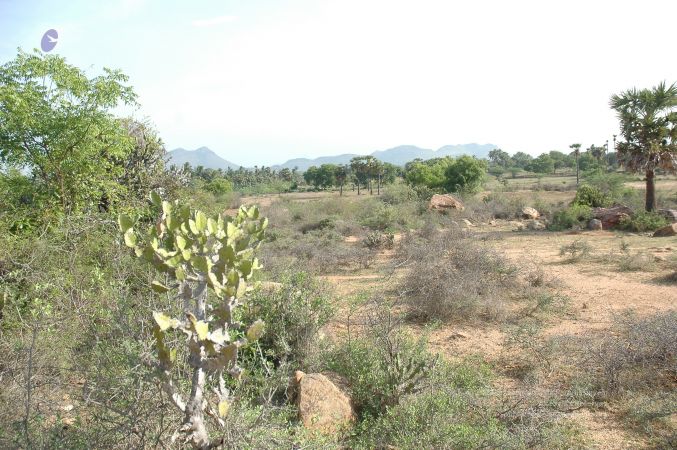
[573,185,611,207]
[559,239,592,262]
[363,230,395,250]
[118,191,268,449]
[619,211,670,232]
[549,205,592,231]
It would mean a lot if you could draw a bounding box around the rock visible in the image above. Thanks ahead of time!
[526,220,545,231]
[658,209,677,223]
[654,254,667,262]
[653,223,677,237]
[588,219,603,231]
[591,205,632,230]
[461,218,474,227]
[429,194,465,211]
[293,371,356,433]
[521,207,540,220]
[509,221,525,231]
[488,219,496,226]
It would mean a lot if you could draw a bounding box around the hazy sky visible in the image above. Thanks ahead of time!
[2,0,677,166]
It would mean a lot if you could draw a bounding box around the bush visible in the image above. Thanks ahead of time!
[549,205,592,231]
[363,230,394,250]
[242,272,333,370]
[573,185,611,208]
[360,203,398,231]
[381,183,418,205]
[619,211,670,232]
[559,239,592,262]
[398,228,517,321]
[324,298,437,418]
[204,177,233,195]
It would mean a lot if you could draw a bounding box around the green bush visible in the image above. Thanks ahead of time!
[549,205,592,231]
[360,203,397,231]
[204,177,233,195]
[573,185,611,207]
[242,272,333,369]
[619,211,669,232]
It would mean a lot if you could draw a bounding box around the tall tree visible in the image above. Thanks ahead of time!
[610,81,677,211]
[0,50,137,214]
[569,143,581,186]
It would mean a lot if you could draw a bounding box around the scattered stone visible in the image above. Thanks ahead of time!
[591,205,632,229]
[461,218,474,227]
[654,254,667,262]
[293,371,356,433]
[527,220,545,231]
[588,219,603,231]
[653,223,677,237]
[488,219,496,226]
[658,209,677,223]
[521,207,540,220]
[428,194,465,211]
[509,221,525,231]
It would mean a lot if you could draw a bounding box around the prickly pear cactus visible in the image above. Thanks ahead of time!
[119,191,267,449]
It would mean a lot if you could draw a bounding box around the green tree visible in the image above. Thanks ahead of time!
[443,155,487,193]
[334,164,348,195]
[488,148,511,168]
[526,154,555,174]
[404,157,454,189]
[610,81,677,211]
[350,156,377,195]
[0,50,137,214]
[510,151,533,169]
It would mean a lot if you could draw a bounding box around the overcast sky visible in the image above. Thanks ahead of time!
[2,0,677,166]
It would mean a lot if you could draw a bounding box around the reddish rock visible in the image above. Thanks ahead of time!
[521,207,540,220]
[653,223,677,237]
[293,371,356,433]
[591,205,632,230]
[658,209,677,223]
[429,194,465,212]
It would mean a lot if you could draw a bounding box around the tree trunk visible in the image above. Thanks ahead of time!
[339,182,343,196]
[377,174,381,195]
[575,155,579,186]
[184,280,210,449]
[645,169,656,212]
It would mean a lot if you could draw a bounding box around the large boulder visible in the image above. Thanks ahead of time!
[521,207,540,220]
[293,371,356,433]
[591,205,632,230]
[429,194,464,212]
[653,223,677,237]
[588,219,603,231]
[658,209,677,223]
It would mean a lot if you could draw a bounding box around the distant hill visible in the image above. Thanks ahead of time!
[167,147,241,170]
[274,143,497,170]
[168,143,498,171]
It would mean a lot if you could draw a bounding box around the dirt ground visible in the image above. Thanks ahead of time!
[242,189,676,449]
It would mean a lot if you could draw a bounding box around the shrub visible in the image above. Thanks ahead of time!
[559,239,592,262]
[572,185,612,207]
[619,211,669,232]
[204,177,233,195]
[549,205,592,231]
[324,298,437,418]
[398,228,517,321]
[242,272,333,369]
[360,203,397,231]
[363,230,395,250]
[381,183,418,205]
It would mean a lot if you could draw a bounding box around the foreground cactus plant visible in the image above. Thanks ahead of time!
[119,192,267,449]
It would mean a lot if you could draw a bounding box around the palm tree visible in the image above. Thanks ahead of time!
[569,143,581,186]
[610,81,677,211]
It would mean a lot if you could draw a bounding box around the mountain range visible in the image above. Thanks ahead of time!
[167,143,497,171]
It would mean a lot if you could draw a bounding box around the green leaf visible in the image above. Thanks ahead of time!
[150,191,162,207]
[188,219,199,235]
[194,321,209,341]
[191,255,210,273]
[153,311,178,331]
[207,217,218,234]
[162,201,172,215]
[151,280,170,293]
[123,229,137,248]
[175,235,187,250]
[218,400,229,418]
[195,211,208,232]
[246,319,265,341]
[118,214,134,232]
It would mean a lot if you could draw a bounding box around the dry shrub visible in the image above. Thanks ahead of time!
[397,227,518,322]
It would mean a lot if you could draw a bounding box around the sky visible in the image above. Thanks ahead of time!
[2,0,677,167]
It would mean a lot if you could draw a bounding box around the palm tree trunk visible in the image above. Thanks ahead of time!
[645,169,656,212]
